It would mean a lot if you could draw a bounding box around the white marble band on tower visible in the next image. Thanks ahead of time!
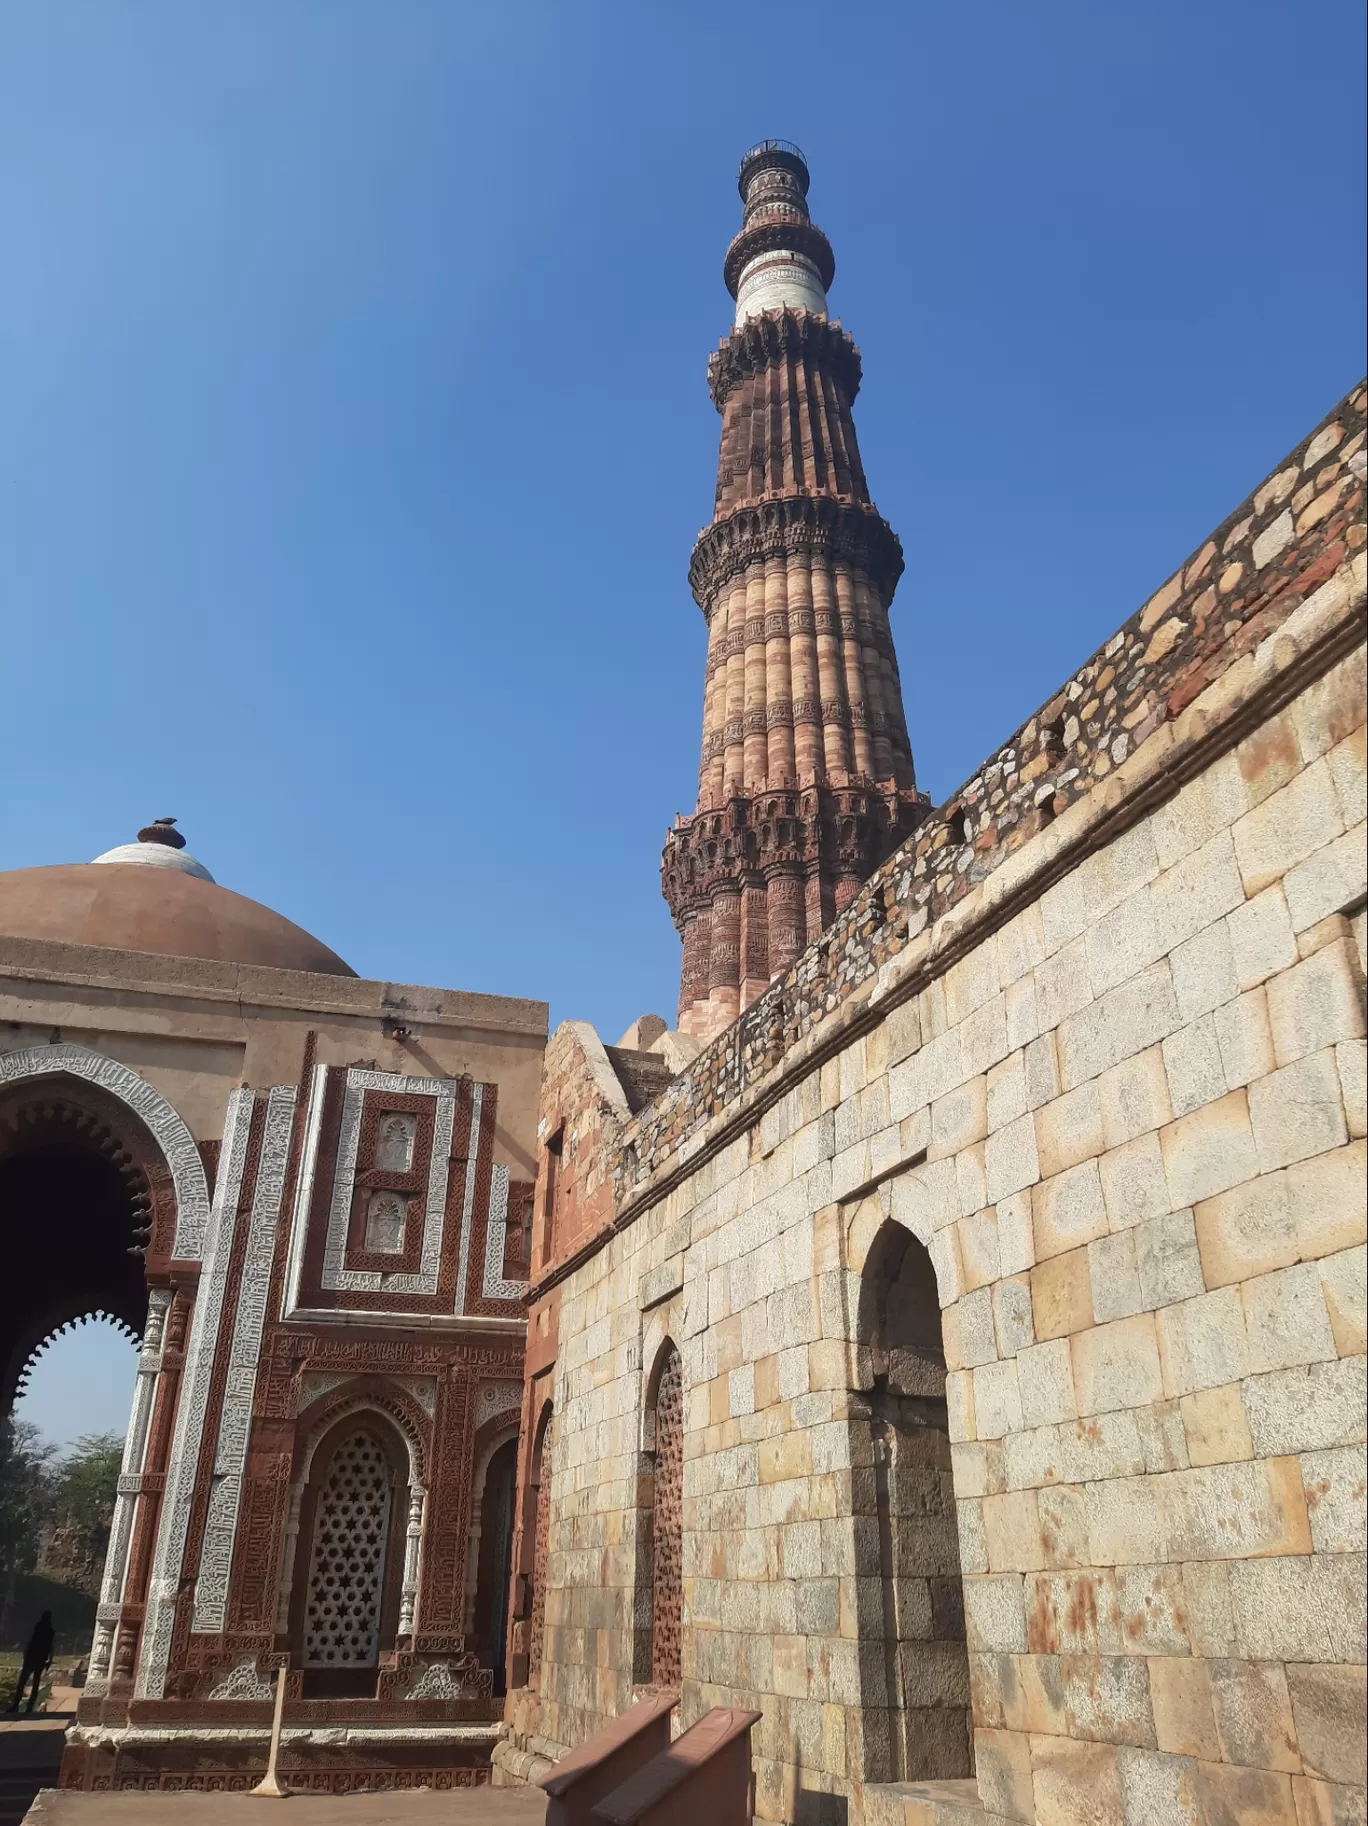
[726,140,834,326]
[734,250,828,324]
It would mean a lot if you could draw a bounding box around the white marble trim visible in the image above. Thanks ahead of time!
[135,1087,253,1698]
[321,1070,458,1299]
[193,1084,297,1633]
[0,1044,212,1259]
[479,1165,527,1303]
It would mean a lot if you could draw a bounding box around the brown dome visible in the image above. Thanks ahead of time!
[0,863,356,977]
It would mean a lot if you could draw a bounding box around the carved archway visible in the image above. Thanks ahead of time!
[286,1406,416,1699]
[0,1046,209,1257]
[0,1070,179,1414]
[466,1424,519,1693]
[276,1386,429,1652]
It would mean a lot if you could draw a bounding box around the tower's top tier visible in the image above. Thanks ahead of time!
[725,141,835,326]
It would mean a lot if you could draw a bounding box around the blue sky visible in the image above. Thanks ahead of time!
[4,1,1365,1442]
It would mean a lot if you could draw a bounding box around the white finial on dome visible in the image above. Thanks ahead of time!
[92,818,215,884]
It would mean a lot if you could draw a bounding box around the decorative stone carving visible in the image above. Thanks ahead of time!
[0,1043,211,1258]
[688,496,904,618]
[205,1655,274,1702]
[193,1085,297,1633]
[477,1379,523,1424]
[396,1651,492,1702]
[480,1166,527,1303]
[375,1112,417,1172]
[364,1189,408,1253]
[136,1086,255,1699]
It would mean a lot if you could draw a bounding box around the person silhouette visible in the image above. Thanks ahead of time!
[9,1611,55,1714]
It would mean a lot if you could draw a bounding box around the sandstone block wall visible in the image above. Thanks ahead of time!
[515,386,1367,1825]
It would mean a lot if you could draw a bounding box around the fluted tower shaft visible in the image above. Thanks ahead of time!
[663,143,928,1042]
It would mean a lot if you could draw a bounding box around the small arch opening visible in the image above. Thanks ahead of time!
[632,1341,684,1690]
[469,1433,518,1695]
[852,1220,971,1785]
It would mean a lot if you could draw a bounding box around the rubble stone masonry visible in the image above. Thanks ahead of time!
[510,382,1367,1825]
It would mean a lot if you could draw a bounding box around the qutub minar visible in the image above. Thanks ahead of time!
[0,138,1363,1824]
[663,140,928,1041]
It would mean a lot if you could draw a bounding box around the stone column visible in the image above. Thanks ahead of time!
[400,1487,425,1637]
[88,1287,175,1695]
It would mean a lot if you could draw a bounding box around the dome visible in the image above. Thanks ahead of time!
[0,824,355,977]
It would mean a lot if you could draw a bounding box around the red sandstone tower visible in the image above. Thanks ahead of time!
[662,141,929,1041]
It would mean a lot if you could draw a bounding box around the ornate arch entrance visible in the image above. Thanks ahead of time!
[0,1075,174,1414]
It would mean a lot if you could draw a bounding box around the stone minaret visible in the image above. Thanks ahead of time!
[662,141,928,1042]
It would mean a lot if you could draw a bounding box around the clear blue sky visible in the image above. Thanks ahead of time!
[3,4,1364,1439]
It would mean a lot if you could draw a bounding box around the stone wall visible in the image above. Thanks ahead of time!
[512,384,1367,1825]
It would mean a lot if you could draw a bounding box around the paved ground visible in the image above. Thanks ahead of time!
[25,1787,547,1825]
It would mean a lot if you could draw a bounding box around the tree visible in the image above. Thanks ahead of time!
[40,1434,123,1599]
[0,1418,54,1580]
[0,1418,55,1646]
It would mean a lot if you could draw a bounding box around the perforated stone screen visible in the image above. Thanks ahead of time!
[303,1428,394,1667]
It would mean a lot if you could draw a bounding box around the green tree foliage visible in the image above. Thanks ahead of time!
[41,1435,124,1599]
[0,1418,55,1580]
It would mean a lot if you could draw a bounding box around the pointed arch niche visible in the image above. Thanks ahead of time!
[633,1337,683,1691]
[464,1420,520,1694]
[847,1198,972,1785]
[284,1405,420,1698]
[525,1400,554,1691]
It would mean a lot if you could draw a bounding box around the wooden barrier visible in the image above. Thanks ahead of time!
[591,1705,761,1826]
[539,1690,679,1826]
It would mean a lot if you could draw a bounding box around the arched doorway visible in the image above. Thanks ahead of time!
[289,1411,413,1698]
[633,1341,683,1690]
[0,1087,156,1415]
[469,1435,517,1694]
[852,1218,971,1783]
